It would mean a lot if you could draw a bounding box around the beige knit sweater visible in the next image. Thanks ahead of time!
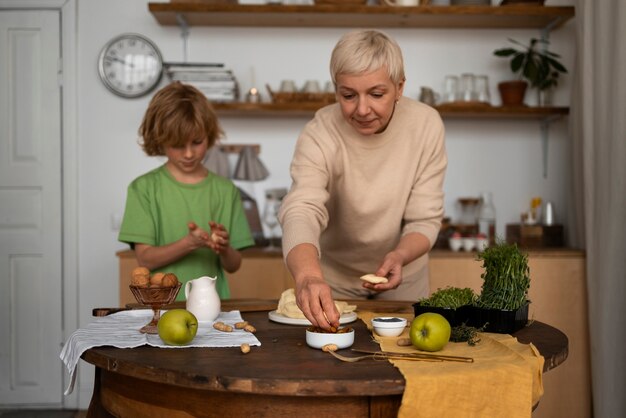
[279,97,447,299]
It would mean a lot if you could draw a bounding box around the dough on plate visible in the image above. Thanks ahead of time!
[276,289,356,319]
[360,274,389,284]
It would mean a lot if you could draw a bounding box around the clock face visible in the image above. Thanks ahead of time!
[98,33,163,98]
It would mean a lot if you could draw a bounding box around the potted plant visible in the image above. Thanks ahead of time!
[470,239,531,333]
[413,286,476,327]
[493,37,567,106]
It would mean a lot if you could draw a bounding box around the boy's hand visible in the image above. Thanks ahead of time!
[208,221,230,255]
[187,222,211,249]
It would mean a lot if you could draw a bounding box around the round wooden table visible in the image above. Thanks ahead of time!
[84,299,568,418]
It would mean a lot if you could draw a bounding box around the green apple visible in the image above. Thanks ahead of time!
[157,309,198,346]
[409,312,451,352]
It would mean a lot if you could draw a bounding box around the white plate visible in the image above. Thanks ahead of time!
[268,310,357,326]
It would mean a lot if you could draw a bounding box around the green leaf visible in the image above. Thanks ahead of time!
[547,57,568,73]
[494,48,517,57]
[511,53,525,73]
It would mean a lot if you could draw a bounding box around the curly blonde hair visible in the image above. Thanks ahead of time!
[330,29,405,86]
[139,81,223,156]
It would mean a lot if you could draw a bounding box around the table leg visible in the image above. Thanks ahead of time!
[86,367,115,418]
[369,395,402,418]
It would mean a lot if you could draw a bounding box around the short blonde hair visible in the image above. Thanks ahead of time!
[139,81,223,156]
[330,29,405,86]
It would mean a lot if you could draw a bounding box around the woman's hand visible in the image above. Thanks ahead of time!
[295,276,340,331]
[362,232,432,292]
[286,244,340,331]
[362,250,404,292]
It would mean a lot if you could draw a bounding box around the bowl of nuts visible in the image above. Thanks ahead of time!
[306,326,355,350]
[129,267,181,334]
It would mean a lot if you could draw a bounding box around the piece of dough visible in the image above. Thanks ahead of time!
[360,274,389,284]
[276,289,356,319]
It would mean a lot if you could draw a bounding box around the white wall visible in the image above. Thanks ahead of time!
[74,0,575,406]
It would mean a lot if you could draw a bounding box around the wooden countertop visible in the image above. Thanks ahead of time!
[117,247,585,260]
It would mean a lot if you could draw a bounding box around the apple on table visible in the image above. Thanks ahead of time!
[410,312,451,352]
[158,309,198,346]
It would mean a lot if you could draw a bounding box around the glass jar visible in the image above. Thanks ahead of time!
[478,191,496,247]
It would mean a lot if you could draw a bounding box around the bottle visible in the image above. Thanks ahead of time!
[543,201,555,226]
[478,191,496,247]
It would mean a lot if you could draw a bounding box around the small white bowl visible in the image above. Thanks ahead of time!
[462,237,475,252]
[475,238,488,252]
[372,317,407,337]
[449,237,463,252]
[306,327,355,350]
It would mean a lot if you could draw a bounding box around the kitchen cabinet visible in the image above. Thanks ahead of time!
[116,247,590,418]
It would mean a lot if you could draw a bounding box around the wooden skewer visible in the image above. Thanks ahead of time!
[351,349,474,363]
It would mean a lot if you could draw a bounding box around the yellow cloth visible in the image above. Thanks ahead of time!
[358,312,544,418]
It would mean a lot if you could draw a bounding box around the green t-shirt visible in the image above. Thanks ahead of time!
[118,165,254,300]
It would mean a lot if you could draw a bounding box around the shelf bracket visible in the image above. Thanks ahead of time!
[175,13,190,62]
[540,115,560,179]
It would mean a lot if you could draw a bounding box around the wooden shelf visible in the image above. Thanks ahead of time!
[148,4,575,30]
[435,104,569,119]
[211,101,569,119]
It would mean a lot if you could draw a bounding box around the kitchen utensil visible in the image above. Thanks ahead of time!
[185,276,221,322]
[352,349,474,363]
[372,317,407,337]
[328,350,443,363]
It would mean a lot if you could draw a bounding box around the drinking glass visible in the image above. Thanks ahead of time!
[475,75,491,104]
[262,197,281,250]
[460,73,476,102]
[443,75,459,103]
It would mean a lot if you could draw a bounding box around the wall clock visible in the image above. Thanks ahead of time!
[98,33,163,98]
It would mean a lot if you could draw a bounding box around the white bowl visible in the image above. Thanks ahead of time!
[475,238,488,252]
[372,316,407,337]
[462,237,475,252]
[306,327,355,350]
[449,237,463,252]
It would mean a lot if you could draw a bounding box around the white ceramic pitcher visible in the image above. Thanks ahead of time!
[185,276,221,322]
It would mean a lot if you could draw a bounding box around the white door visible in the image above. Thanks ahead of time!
[0,10,63,405]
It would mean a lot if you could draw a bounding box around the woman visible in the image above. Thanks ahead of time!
[278,30,447,329]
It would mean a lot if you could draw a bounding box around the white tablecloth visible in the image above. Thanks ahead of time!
[59,310,261,395]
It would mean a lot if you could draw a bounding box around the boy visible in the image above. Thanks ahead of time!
[118,82,254,300]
